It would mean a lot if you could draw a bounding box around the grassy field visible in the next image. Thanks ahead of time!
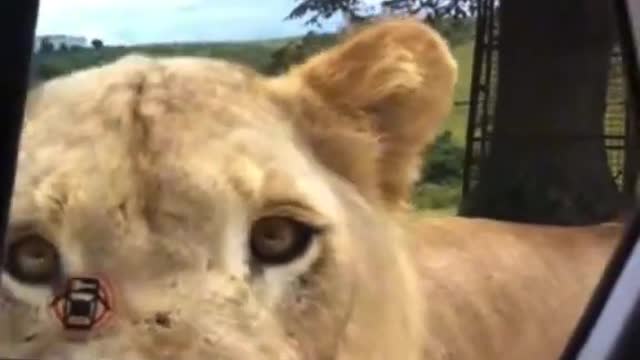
[33,35,475,216]
[36,41,280,80]
[33,34,339,81]
[444,41,473,145]
[415,41,473,215]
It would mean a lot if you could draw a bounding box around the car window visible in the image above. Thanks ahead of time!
[2,1,640,360]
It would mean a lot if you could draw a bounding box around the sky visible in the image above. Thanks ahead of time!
[35,0,377,45]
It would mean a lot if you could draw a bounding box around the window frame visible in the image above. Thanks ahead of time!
[559,2,640,358]
[0,0,39,274]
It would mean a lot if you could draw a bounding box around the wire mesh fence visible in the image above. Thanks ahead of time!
[461,6,633,197]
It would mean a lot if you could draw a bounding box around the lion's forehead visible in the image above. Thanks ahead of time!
[26,55,289,139]
[14,55,342,251]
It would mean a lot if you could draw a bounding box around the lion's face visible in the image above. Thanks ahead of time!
[0,20,456,360]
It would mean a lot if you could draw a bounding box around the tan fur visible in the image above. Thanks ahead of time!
[0,18,621,360]
[267,19,458,209]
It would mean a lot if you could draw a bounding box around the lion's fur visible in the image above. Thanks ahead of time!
[412,217,619,359]
[0,18,622,360]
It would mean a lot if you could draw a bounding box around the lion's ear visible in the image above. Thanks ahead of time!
[271,19,457,209]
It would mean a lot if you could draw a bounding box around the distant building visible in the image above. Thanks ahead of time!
[34,35,87,52]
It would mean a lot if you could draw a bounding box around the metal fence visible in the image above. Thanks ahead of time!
[460,1,635,198]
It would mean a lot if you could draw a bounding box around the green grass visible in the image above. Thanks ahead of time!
[35,41,281,80]
[34,34,340,81]
[419,207,459,217]
[413,183,463,209]
[442,41,474,146]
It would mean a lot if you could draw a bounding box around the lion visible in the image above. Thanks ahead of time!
[0,18,622,360]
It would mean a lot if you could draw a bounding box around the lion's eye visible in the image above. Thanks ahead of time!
[5,234,60,285]
[249,216,316,265]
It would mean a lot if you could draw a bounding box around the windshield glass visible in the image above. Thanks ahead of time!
[1,1,637,359]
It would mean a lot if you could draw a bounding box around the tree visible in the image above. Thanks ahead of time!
[286,0,371,26]
[286,0,478,46]
[422,130,465,185]
[285,0,477,25]
[460,0,623,225]
[380,0,477,19]
[91,38,104,50]
[59,43,69,52]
